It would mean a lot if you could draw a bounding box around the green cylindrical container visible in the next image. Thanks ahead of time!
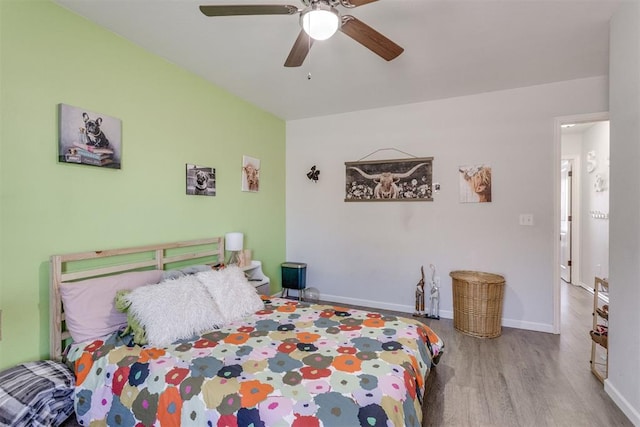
[281,262,307,290]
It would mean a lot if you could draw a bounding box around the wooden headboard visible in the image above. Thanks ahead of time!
[50,237,224,361]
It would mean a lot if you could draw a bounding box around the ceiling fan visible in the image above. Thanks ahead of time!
[199,0,404,67]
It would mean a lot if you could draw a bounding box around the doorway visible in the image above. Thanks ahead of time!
[554,113,610,334]
[560,159,573,283]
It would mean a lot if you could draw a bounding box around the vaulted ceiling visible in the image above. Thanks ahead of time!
[54,0,620,120]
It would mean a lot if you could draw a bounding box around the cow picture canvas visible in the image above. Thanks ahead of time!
[458,164,492,203]
[345,157,433,202]
[242,155,260,192]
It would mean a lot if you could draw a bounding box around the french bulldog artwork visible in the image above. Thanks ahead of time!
[58,104,122,169]
[82,112,110,148]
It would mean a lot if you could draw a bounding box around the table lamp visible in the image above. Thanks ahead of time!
[225,232,244,265]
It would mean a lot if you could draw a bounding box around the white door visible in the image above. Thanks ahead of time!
[560,159,572,283]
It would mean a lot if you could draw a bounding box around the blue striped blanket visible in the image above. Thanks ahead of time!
[0,360,75,427]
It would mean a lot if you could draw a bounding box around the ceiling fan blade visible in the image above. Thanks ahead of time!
[284,31,314,67]
[341,0,378,7]
[199,5,298,17]
[340,16,404,61]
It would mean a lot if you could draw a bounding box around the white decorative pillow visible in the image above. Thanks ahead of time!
[59,270,163,343]
[197,266,264,323]
[124,274,223,347]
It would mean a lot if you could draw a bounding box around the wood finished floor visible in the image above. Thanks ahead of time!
[409,282,630,426]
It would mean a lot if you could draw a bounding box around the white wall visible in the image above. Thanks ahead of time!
[580,122,610,286]
[287,76,607,333]
[562,133,583,158]
[607,2,640,424]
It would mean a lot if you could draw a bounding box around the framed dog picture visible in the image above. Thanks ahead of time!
[58,104,122,169]
[186,164,216,196]
[242,155,260,193]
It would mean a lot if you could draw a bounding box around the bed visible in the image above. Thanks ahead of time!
[51,237,444,426]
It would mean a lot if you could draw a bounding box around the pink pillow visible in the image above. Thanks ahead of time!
[59,270,163,343]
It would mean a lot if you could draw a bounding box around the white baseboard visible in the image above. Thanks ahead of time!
[578,281,610,303]
[502,318,554,333]
[317,293,554,333]
[605,380,640,426]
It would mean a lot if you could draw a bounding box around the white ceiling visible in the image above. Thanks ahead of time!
[53,0,621,120]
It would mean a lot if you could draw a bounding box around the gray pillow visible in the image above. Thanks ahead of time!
[162,264,211,280]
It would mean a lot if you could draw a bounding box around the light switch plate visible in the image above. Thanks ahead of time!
[519,214,534,226]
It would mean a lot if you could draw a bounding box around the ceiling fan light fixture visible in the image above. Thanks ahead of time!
[300,3,340,41]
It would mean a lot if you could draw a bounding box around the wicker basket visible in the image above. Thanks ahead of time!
[450,270,505,338]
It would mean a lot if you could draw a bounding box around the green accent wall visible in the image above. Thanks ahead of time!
[0,0,286,369]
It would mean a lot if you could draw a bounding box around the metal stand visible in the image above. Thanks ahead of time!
[280,287,304,301]
[227,251,242,266]
[414,266,426,317]
[427,265,440,319]
[413,264,440,319]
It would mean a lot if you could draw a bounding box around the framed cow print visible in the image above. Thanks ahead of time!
[345,157,433,202]
[242,155,260,193]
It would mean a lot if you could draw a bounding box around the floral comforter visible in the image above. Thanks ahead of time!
[67,297,444,426]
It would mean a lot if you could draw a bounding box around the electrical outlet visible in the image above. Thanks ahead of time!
[519,214,534,226]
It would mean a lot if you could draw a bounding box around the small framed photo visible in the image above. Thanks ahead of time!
[58,104,122,169]
[242,155,260,192]
[186,164,216,196]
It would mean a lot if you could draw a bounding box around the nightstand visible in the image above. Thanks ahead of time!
[242,261,270,296]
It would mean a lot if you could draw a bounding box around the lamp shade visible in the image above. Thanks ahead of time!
[225,232,244,251]
[301,4,340,41]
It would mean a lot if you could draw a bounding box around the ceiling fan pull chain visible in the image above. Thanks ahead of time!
[307,19,313,80]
